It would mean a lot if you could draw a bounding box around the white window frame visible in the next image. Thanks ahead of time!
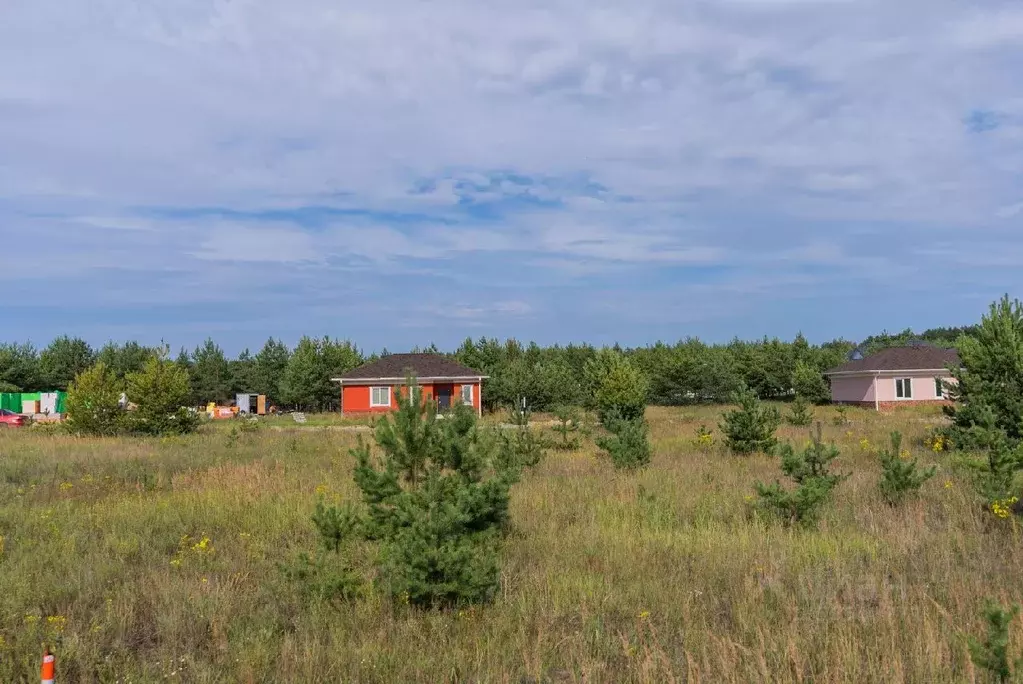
[935,377,945,399]
[460,384,473,405]
[370,386,391,407]
[895,378,913,400]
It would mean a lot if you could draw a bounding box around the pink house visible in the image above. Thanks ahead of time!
[825,345,959,410]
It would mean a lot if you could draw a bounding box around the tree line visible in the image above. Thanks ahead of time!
[0,325,977,412]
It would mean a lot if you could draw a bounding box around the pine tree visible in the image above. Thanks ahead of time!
[755,423,846,526]
[792,360,829,405]
[65,362,124,436]
[331,375,517,608]
[190,338,232,405]
[878,432,937,504]
[946,295,1023,449]
[786,395,814,426]
[969,600,1022,684]
[125,351,198,435]
[254,338,291,407]
[721,385,781,454]
[40,336,96,391]
[596,410,652,470]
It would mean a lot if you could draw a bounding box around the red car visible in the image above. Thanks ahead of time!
[0,409,25,428]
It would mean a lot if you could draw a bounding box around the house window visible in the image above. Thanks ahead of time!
[370,386,391,407]
[895,378,913,399]
[935,378,945,399]
[460,384,473,405]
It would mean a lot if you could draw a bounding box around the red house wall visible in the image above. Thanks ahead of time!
[341,382,480,415]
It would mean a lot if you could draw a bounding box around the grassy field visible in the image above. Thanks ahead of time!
[1,404,1020,682]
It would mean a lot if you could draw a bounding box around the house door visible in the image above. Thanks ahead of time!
[436,384,453,410]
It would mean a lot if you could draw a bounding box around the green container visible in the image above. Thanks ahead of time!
[0,393,20,412]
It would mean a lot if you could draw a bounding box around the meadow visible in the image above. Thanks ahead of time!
[1,404,1020,683]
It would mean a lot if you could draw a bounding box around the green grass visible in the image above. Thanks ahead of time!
[0,404,1020,682]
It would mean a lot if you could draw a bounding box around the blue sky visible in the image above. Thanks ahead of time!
[1,0,1021,354]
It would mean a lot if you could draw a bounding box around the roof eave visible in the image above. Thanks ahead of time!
[824,368,957,377]
[332,375,490,384]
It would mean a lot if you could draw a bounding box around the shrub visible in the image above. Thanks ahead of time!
[584,349,648,425]
[496,405,546,471]
[281,500,364,604]
[968,600,1021,684]
[597,411,652,470]
[65,362,124,436]
[832,405,850,426]
[721,385,780,455]
[878,432,937,504]
[550,405,582,451]
[754,423,846,526]
[316,375,516,608]
[125,354,199,435]
[786,395,814,426]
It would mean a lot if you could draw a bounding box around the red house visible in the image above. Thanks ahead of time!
[333,353,486,417]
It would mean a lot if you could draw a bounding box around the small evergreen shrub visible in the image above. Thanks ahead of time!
[968,600,1021,684]
[832,405,850,426]
[597,411,652,470]
[300,375,517,609]
[550,405,582,451]
[721,385,780,455]
[786,395,814,427]
[754,423,846,527]
[280,500,364,604]
[878,431,937,504]
[497,405,547,470]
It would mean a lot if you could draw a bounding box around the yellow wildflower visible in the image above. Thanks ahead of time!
[59,481,74,492]
[899,449,911,460]
[170,558,183,568]
[24,614,39,626]
[315,484,329,497]
[859,438,871,452]
[191,536,214,555]
[991,497,1019,519]
[46,615,67,634]
[638,610,651,620]
[944,480,953,489]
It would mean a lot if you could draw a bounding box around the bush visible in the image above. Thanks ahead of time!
[496,406,546,471]
[312,375,517,609]
[125,355,199,435]
[550,405,582,451]
[65,362,124,436]
[878,432,937,505]
[786,395,814,426]
[721,385,780,454]
[968,600,1021,684]
[597,412,652,470]
[585,349,648,425]
[754,423,846,526]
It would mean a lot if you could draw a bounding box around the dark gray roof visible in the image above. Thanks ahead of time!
[826,346,960,374]
[334,353,484,381]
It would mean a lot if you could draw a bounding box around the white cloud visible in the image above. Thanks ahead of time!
[0,0,1020,347]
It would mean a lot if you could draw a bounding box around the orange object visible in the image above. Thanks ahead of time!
[41,649,55,683]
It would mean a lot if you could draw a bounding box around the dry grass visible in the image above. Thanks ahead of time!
[0,404,1020,682]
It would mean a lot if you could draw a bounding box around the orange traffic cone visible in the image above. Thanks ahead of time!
[41,648,55,684]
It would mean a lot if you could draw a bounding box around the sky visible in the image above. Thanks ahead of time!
[1,0,1021,355]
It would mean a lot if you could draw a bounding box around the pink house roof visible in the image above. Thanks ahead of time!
[826,346,960,375]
